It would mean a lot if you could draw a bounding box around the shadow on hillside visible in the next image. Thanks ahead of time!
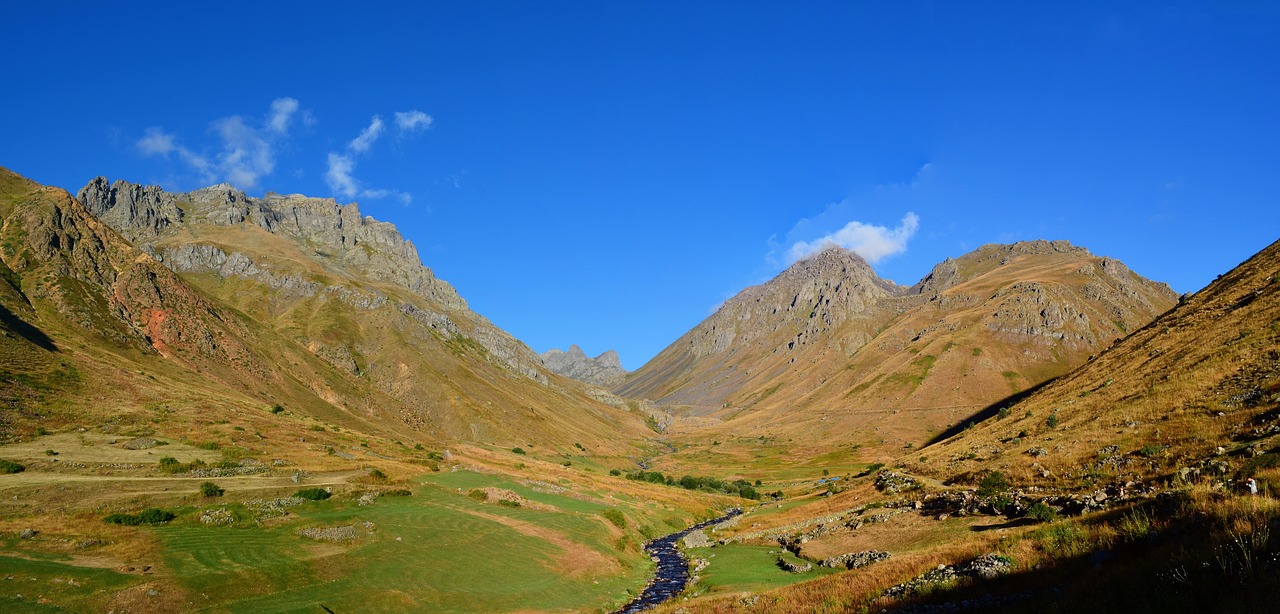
[879,514,1280,614]
[922,378,1058,448]
[969,518,1039,532]
[0,303,57,351]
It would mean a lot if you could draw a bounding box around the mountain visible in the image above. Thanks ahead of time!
[0,169,650,453]
[541,344,628,387]
[616,241,1178,452]
[909,236,1280,487]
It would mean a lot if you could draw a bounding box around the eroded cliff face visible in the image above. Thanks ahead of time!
[77,177,545,384]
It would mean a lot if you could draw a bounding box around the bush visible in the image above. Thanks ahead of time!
[511,447,526,455]
[1046,412,1059,428]
[467,489,488,502]
[978,471,1011,498]
[497,499,520,508]
[199,481,224,497]
[366,468,388,482]
[0,459,25,474]
[269,404,284,414]
[1137,444,1167,458]
[1026,500,1058,522]
[609,468,622,476]
[44,449,58,456]
[601,508,627,529]
[105,508,176,525]
[294,487,331,501]
[382,488,412,497]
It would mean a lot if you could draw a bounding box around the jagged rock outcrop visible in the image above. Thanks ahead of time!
[76,178,556,385]
[541,344,627,387]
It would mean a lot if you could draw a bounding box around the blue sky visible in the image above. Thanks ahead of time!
[3,2,1278,370]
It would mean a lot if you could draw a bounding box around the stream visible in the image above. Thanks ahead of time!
[616,508,742,613]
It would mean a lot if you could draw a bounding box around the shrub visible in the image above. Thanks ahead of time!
[467,489,488,502]
[497,499,520,508]
[511,447,526,455]
[382,488,412,497]
[196,441,221,451]
[1046,412,1059,428]
[105,508,176,525]
[609,468,622,476]
[1026,500,1058,522]
[0,459,25,474]
[601,508,627,529]
[997,406,1011,419]
[978,471,1010,498]
[269,404,284,414]
[294,487,331,501]
[44,449,58,456]
[199,481,225,497]
[366,468,388,482]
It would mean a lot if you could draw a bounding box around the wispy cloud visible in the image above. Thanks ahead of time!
[135,98,307,189]
[325,109,431,204]
[267,97,300,134]
[787,212,919,264]
[395,110,432,133]
[212,116,274,187]
[348,116,385,153]
[325,153,359,199]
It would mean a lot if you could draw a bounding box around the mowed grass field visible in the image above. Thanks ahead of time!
[0,469,690,613]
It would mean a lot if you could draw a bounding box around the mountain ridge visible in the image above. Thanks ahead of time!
[617,240,1178,454]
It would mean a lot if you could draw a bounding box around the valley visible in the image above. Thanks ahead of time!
[1,167,1277,613]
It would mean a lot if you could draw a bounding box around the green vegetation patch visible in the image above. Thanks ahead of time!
[689,543,837,595]
[104,508,177,526]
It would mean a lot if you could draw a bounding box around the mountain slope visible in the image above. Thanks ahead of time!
[909,236,1280,487]
[618,241,1177,452]
[0,169,649,454]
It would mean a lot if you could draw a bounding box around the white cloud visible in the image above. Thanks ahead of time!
[348,116,384,153]
[135,98,303,189]
[137,128,176,156]
[325,153,411,205]
[787,212,920,264]
[395,110,432,133]
[326,153,358,199]
[212,116,274,188]
[267,97,300,133]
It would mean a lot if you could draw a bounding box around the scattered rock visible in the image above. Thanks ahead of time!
[822,550,891,569]
[777,557,813,573]
[875,470,920,494]
[122,437,161,450]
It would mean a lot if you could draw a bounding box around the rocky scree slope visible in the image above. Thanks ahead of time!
[541,344,628,387]
[617,241,1178,450]
[72,176,649,450]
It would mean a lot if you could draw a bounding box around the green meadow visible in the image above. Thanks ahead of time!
[0,470,693,613]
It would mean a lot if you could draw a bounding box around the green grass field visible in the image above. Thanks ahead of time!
[687,543,838,596]
[153,470,660,612]
[0,469,702,613]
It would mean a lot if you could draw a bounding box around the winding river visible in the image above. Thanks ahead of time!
[616,508,742,613]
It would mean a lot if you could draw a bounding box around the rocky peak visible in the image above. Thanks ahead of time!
[541,345,628,387]
[77,177,466,311]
